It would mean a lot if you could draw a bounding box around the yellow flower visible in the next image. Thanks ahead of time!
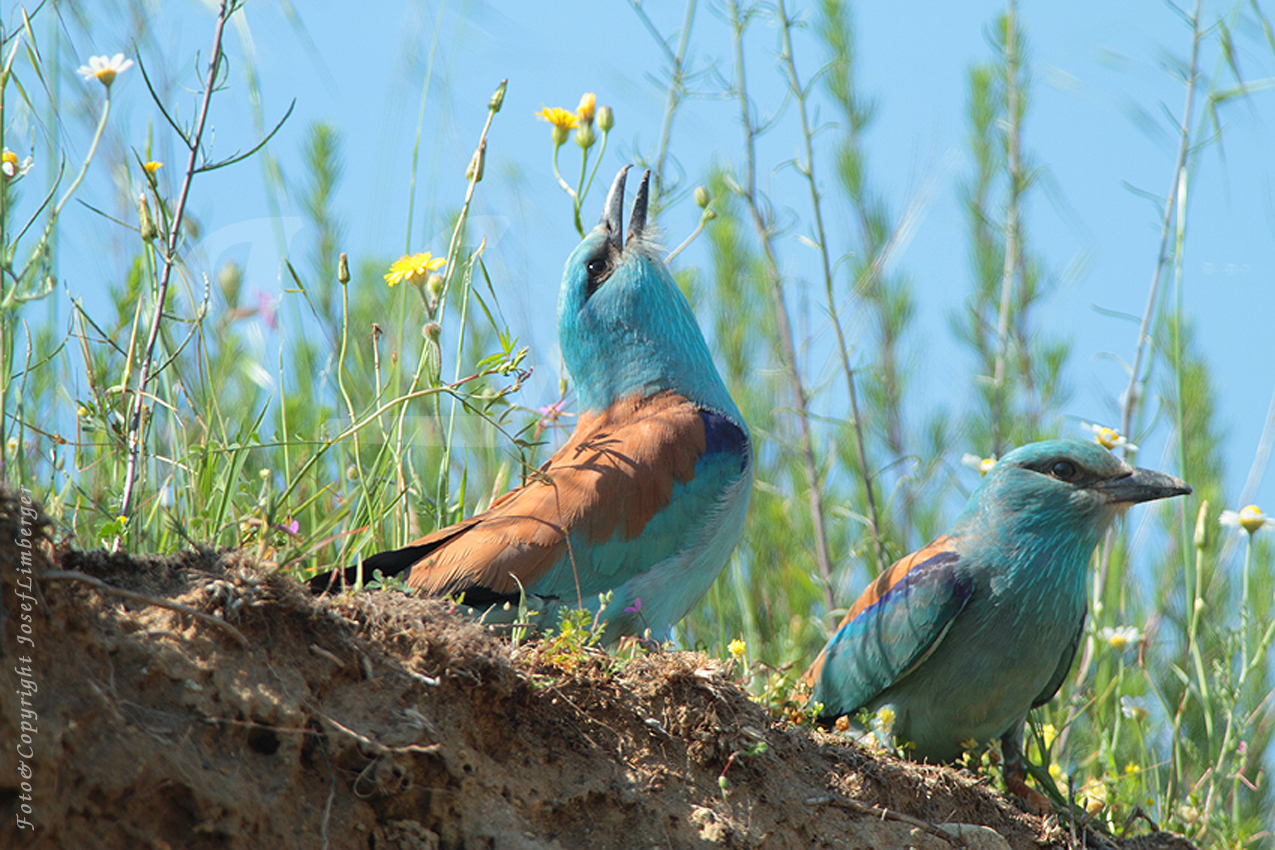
[76,53,135,89]
[727,638,746,658]
[873,707,896,735]
[384,252,446,287]
[1077,777,1107,814]
[576,92,597,124]
[1040,723,1057,750]
[1220,504,1275,535]
[143,161,163,174]
[536,105,579,146]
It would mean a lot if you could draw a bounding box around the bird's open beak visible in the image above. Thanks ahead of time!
[1094,468,1192,504]
[602,165,630,253]
[600,166,652,254]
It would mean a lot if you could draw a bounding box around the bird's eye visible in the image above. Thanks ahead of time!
[586,259,608,277]
[1050,460,1078,481]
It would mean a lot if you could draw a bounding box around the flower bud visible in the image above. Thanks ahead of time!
[597,105,614,133]
[218,261,243,306]
[427,272,445,300]
[423,322,442,343]
[489,79,507,113]
[550,123,569,147]
[138,192,159,243]
[338,253,350,284]
[575,123,596,150]
[1193,500,1209,549]
[467,139,486,182]
[576,92,596,125]
[695,186,711,208]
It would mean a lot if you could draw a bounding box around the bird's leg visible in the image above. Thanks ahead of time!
[1001,732,1053,814]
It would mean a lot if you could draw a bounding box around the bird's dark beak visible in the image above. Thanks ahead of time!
[627,169,650,244]
[1095,468,1192,504]
[602,165,630,253]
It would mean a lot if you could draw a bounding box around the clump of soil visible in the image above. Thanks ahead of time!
[0,489,1196,849]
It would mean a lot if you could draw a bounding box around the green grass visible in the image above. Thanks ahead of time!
[2,1,1272,846]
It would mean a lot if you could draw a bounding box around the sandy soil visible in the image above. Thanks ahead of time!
[0,489,1197,850]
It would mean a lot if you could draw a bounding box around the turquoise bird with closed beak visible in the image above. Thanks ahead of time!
[312,167,752,643]
[805,439,1190,803]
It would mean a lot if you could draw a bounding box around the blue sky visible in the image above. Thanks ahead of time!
[30,0,1275,531]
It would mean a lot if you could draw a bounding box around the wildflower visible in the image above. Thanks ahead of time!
[76,53,135,89]
[623,597,643,614]
[1120,695,1148,722]
[116,514,128,525]
[384,252,445,287]
[259,468,271,481]
[728,638,746,659]
[7,437,18,454]
[276,518,300,536]
[255,290,278,331]
[695,186,712,209]
[2,148,33,181]
[961,453,997,475]
[143,161,163,174]
[535,105,578,147]
[1077,777,1107,814]
[1099,625,1143,652]
[1220,504,1275,536]
[1081,422,1137,452]
[1040,723,1057,751]
[597,105,614,133]
[575,92,596,125]
[872,707,896,736]
[537,399,569,430]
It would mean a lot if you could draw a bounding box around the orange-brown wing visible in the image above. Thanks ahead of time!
[395,391,709,598]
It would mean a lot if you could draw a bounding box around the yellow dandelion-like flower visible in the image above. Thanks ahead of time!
[537,105,579,129]
[1220,504,1275,536]
[873,707,896,735]
[384,252,446,287]
[576,92,597,124]
[536,105,579,146]
[727,638,746,658]
[143,161,163,174]
[76,53,135,89]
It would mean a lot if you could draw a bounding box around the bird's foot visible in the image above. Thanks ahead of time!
[1005,770,1052,814]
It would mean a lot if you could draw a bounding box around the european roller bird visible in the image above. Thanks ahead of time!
[804,439,1189,802]
[312,167,752,642]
